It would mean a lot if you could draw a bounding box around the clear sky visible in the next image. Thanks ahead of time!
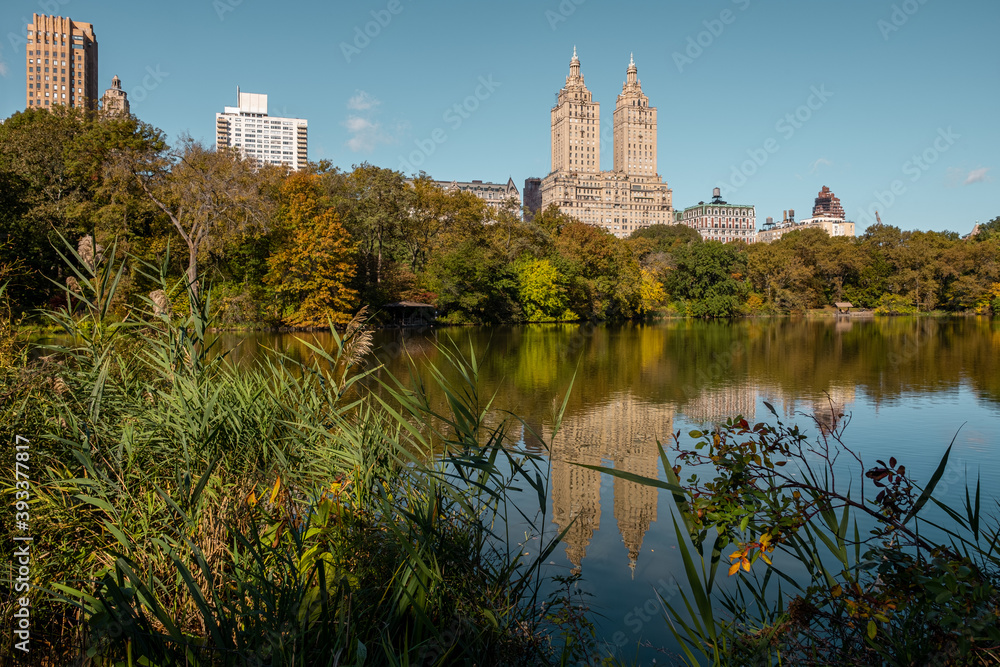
[1,0,997,234]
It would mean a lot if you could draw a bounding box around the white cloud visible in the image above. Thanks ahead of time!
[964,167,990,185]
[344,116,374,133]
[809,157,832,173]
[344,116,393,152]
[347,90,380,111]
[343,92,396,152]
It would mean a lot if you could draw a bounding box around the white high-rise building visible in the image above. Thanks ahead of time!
[215,88,308,170]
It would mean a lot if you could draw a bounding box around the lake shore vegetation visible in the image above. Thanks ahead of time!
[2,108,999,328]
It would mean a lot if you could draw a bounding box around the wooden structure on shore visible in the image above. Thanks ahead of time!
[383,302,437,328]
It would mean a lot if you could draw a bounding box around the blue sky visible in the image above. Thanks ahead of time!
[1,0,997,234]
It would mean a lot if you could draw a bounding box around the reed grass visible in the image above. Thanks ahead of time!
[0,241,597,665]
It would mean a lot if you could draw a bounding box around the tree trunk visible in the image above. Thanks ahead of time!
[186,242,199,308]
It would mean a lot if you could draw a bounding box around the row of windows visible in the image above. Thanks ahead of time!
[27,92,75,100]
[27,31,85,38]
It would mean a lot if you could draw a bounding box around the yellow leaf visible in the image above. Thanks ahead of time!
[269,476,282,504]
[760,552,772,565]
[728,562,740,576]
[867,620,877,639]
[247,490,257,507]
[831,584,843,598]
[742,559,751,572]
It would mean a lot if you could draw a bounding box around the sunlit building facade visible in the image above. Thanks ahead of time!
[540,50,673,238]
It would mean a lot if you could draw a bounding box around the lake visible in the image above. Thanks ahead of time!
[215,316,1000,661]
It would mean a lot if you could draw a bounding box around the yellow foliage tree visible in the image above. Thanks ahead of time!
[637,268,666,316]
[267,173,357,327]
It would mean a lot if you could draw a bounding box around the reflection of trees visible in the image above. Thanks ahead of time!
[216,317,1000,572]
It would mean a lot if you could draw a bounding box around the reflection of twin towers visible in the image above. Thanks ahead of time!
[545,392,673,577]
[544,384,854,575]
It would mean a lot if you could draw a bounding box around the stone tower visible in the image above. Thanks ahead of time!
[613,54,658,177]
[101,75,129,116]
[550,47,601,175]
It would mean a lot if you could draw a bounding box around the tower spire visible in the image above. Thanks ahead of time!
[569,46,581,79]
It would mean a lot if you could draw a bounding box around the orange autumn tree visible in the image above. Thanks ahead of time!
[267,172,357,327]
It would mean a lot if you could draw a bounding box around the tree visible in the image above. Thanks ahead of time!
[0,107,168,314]
[515,258,567,322]
[973,216,1000,241]
[553,222,640,319]
[429,240,518,324]
[665,241,748,318]
[267,173,356,327]
[335,164,413,303]
[130,138,278,304]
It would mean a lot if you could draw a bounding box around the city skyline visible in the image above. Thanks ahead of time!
[1,0,996,234]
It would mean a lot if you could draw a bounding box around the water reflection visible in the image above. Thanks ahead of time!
[215,317,1000,582]
[546,393,670,576]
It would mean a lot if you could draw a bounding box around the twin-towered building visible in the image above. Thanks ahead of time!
[539,50,674,238]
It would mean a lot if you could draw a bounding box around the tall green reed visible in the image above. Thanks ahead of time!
[8,241,579,665]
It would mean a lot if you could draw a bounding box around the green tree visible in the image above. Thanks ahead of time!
[553,222,640,319]
[0,107,169,314]
[335,164,413,304]
[130,138,278,304]
[515,257,568,322]
[665,241,748,318]
[429,240,518,324]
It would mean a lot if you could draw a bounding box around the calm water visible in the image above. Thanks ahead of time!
[217,317,1000,661]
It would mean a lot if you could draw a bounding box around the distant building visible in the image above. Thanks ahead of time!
[434,178,520,217]
[812,185,846,218]
[677,188,756,243]
[25,13,99,110]
[756,187,856,243]
[523,177,542,221]
[215,88,308,170]
[100,75,129,116]
[540,50,673,238]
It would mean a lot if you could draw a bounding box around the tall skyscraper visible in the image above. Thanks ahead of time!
[215,88,308,171]
[540,50,673,238]
[25,14,99,110]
